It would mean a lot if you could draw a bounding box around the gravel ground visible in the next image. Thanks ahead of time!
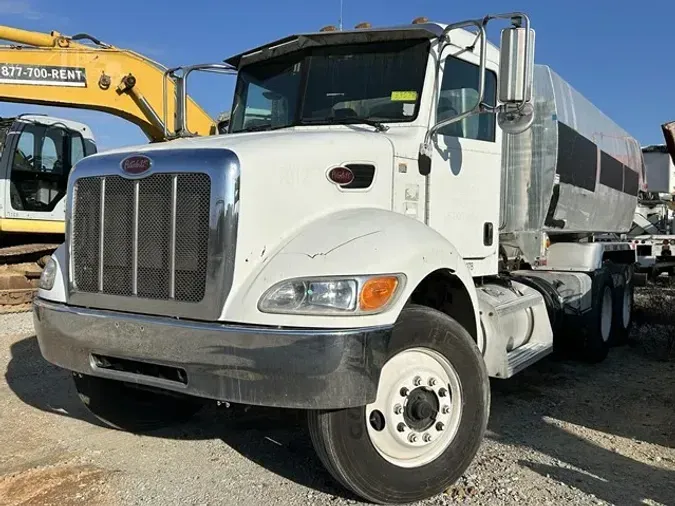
[0,282,673,506]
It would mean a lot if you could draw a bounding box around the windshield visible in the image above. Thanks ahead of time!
[229,39,430,133]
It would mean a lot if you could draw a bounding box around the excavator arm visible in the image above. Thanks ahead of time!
[0,25,217,141]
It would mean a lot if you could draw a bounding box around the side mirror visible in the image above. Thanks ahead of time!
[498,25,535,104]
[498,24,536,135]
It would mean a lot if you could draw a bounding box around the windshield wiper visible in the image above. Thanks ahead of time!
[302,116,389,132]
[237,123,295,133]
[238,124,275,133]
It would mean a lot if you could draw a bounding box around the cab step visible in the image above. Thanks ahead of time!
[504,342,553,377]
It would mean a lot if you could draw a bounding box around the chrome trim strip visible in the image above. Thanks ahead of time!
[131,180,140,296]
[97,177,106,291]
[169,174,178,299]
[66,148,241,321]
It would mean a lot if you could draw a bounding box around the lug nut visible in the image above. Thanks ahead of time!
[423,433,432,442]
[397,422,406,433]
[413,376,422,386]
[442,405,450,414]
[400,387,409,397]
[439,388,448,397]
[408,433,418,443]
[428,377,437,387]
[394,404,403,415]
[436,422,445,431]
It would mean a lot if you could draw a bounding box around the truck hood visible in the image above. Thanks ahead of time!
[83,128,397,299]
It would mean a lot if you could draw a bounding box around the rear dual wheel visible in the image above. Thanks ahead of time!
[308,305,489,504]
[579,264,634,362]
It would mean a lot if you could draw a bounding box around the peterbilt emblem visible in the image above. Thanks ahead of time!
[327,166,355,186]
[121,155,152,175]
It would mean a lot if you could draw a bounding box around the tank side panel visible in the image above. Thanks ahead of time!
[500,65,557,234]
[545,67,642,234]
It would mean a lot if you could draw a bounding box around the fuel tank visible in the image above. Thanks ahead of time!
[500,65,644,237]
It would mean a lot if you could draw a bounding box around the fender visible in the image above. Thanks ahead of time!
[222,207,483,340]
[37,242,67,303]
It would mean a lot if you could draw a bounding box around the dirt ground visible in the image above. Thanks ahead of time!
[0,281,673,506]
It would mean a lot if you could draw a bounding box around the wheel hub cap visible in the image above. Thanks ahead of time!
[365,347,463,468]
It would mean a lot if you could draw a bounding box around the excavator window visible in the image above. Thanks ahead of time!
[9,122,84,212]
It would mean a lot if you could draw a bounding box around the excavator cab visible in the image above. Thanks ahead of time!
[0,114,96,234]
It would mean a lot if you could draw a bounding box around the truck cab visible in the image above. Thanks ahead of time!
[33,13,640,504]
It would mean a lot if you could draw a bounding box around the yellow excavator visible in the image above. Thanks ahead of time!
[0,24,225,311]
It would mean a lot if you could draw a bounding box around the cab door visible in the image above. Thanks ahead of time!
[3,121,89,230]
[427,46,501,276]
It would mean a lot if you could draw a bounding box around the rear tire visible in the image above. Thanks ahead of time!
[610,265,634,346]
[579,271,613,363]
[307,305,489,504]
[73,373,204,432]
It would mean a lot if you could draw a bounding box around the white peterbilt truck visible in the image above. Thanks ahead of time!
[33,12,643,504]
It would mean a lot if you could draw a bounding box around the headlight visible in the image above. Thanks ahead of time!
[39,256,57,291]
[258,274,404,315]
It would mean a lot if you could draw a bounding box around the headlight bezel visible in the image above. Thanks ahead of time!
[258,273,406,316]
[39,256,58,291]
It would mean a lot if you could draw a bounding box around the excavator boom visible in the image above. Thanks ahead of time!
[0,25,217,141]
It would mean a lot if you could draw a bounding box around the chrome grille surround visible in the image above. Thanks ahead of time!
[67,148,240,321]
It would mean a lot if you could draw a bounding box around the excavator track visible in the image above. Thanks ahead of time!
[0,243,59,314]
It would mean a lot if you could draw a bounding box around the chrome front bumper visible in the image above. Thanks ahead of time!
[33,298,392,409]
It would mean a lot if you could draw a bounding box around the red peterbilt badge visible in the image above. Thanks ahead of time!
[121,155,152,175]
[327,166,355,186]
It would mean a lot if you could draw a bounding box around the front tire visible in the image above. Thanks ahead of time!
[73,373,204,432]
[308,305,489,504]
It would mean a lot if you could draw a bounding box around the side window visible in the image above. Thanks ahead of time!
[436,56,497,142]
[41,135,59,172]
[70,132,86,166]
[12,128,36,172]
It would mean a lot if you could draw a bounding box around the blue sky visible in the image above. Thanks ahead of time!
[1,0,673,150]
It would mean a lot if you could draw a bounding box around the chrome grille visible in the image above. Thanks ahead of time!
[72,173,211,303]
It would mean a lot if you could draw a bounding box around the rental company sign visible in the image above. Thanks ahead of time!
[0,63,87,87]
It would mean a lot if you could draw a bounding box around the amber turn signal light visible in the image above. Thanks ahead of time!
[360,276,399,311]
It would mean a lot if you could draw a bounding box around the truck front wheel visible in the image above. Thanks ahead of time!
[72,373,204,432]
[308,305,489,504]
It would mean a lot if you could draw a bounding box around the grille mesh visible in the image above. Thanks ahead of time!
[72,173,211,303]
[103,177,134,296]
[72,178,101,293]
[137,175,172,299]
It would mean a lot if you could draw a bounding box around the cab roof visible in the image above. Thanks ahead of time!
[224,23,447,68]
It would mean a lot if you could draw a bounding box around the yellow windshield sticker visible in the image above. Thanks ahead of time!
[391,91,418,102]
